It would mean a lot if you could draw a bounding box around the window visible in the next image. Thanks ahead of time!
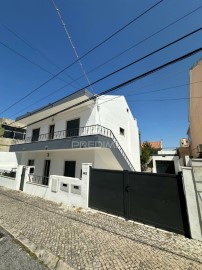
[32,128,40,142]
[49,125,55,140]
[66,119,80,137]
[28,160,34,166]
[43,160,51,185]
[64,161,76,178]
[27,160,35,174]
[120,127,125,136]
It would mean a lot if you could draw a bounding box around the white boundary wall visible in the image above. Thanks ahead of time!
[182,159,202,241]
[0,165,23,190]
[0,163,92,209]
[24,163,91,208]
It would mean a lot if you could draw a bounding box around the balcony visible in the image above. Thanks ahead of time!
[14,125,113,144]
[10,125,135,171]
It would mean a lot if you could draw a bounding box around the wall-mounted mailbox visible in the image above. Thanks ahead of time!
[71,184,81,195]
[60,182,69,192]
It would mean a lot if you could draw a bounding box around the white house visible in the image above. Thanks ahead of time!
[10,90,141,186]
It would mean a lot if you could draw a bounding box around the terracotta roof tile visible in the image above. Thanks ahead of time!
[141,141,162,149]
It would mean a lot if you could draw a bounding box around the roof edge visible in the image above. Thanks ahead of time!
[16,89,93,121]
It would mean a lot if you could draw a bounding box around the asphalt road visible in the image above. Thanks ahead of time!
[0,227,48,270]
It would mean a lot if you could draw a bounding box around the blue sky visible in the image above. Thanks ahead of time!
[0,0,201,147]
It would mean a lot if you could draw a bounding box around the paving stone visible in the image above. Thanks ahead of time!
[0,187,202,269]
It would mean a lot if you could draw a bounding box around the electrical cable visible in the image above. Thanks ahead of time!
[50,0,94,92]
[8,65,191,118]
[1,23,82,88]
[1,27,200,116]
[16,47,202,129]
[0,0,165,115]
[0,40,80,90]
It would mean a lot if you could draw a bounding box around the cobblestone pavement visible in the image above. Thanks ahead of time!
[0,187,202,270]
[0,227,48,270]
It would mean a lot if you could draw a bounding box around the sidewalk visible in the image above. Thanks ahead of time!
[0,186,201,269]
[0,226,48,270]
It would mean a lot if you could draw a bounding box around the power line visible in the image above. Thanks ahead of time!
[0,0,164,115]
[86,6,202,74]
[0,40,80,90]
[50,0,94,92]
[1,27,200,116]
[92,80,202,108]
[42,5,201,97]
[8,4,201,116]
[129,96,202,102]
[125,80,202,97]
[9,63,190,118]
[1,23,82,88]
[18,47,202,129]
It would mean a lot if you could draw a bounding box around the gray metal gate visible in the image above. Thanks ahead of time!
[89,168,190,236]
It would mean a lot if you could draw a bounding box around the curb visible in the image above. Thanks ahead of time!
[0,225,74,270]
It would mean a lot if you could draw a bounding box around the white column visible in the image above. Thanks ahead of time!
[81,163,92,208]
[182,167,202,240]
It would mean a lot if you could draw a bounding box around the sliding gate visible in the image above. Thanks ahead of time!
[89,168,190,236]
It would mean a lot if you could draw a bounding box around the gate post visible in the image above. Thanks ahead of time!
[82,163,92,208]
[15,165,24,190]
[182,167,202,240]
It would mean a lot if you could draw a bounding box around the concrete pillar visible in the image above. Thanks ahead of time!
[15,165,24,190]
[81,163,92,208]
[182,167,202,240]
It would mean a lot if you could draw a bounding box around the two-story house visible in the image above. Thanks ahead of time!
[10,90,141,185]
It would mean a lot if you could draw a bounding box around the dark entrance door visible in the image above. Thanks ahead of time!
[66,119,80,137]
[156,160,175,174]
[49,125,55,140]
[19,166,26,191]
[89,168,190,236]
[43,160,51,185]
[32,128,40,142]
[64,161,76,177]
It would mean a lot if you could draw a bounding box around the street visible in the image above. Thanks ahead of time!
[0,186,201,270]
[0,226,48,270]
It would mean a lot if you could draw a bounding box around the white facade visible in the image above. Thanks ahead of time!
[10,91,141,182]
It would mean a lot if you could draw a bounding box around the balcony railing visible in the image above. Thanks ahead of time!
[2,129,26,140]
[28,174,49,186]
[13,125,135,171]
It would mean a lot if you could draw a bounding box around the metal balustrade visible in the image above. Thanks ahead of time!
[13,125,135,171]
[28,174,49,186]
[2,129,26,140]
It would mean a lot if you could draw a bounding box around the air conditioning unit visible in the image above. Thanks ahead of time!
[197,144,202,153]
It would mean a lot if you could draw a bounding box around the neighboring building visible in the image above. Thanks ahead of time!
[152,149,181,174]
[177,138,190,166]
[148,141,162,154]
[180,138,189,148]
[0,118,26,152]
[10,90,141,184]
[140,141,162,172]
[188,57,202,158]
